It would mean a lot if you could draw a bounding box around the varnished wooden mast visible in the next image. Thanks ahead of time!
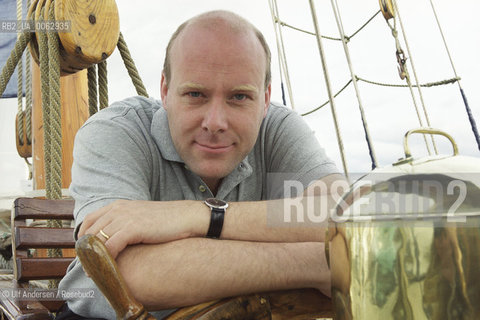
[31,62,89,191]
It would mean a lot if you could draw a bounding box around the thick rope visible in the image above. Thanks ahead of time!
[309,0,349,181]
[0,32,31,97]
[38,8,53,199]
[117,33,148,97]
[38,6,62,288]
[98,60,108,109]
[392,0,438,154]
[16,0,24,146]
[270,0,295,109]
[25,0,33,145]
[355,76,460,88]
[87,65,98,116]
[429,0,480,151]
[46,3,63,288]
[301,79,352,116]
[47,3,63,201]
[331,0,378,170]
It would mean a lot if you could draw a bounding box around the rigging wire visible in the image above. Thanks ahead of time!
[276,9,381,42]
[392,0,438,154]
[428,0,480,151]
[301,76,460,116]
[385,14,433,155]
[356,76,460,88]
[269,0,295,109]
[309,0,349,181]
[331,0,378,170]
[268,0,287,106]
[301,79,352,116]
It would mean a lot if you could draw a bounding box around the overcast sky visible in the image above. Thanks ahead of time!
[1,0,479,195]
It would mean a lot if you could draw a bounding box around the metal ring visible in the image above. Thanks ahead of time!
[99,229,110,240]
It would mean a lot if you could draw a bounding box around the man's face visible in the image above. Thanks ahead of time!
[161,23,271,188]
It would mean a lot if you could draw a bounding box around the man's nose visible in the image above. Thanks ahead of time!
[202,99,228,134]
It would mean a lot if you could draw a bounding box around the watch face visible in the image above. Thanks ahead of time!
[205,198,228,209]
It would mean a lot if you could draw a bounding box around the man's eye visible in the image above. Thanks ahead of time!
[232,94,247,101]
[188,92,202,98]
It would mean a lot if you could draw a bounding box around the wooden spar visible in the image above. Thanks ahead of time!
[31,62,89,191]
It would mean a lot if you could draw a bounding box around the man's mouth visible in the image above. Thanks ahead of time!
[194,142,234,154]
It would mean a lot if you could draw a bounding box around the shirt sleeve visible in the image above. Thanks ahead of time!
[262,103,340,199]
[69,109,155,239]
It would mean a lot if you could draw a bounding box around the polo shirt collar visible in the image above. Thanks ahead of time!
[151,107,183,163]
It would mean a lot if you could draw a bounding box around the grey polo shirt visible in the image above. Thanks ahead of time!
[58,96,338,319]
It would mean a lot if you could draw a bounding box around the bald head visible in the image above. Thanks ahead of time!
[162,10,271,90]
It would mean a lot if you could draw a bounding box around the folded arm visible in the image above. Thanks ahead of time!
[116,238,330,309]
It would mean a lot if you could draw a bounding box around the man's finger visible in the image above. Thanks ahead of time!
[78,203,117,237]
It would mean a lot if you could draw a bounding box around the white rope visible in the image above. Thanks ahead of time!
[0,274,13,281]
[30,280,50,289]
[308,0,349,181]
[270,0,296,109]
[392,0,438,154]
[330,0,378,169]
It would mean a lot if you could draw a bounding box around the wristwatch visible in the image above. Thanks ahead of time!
[204,198,228,239]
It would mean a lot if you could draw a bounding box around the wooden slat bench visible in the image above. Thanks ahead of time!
[0,197,75,320]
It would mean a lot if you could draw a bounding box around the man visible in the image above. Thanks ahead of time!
[57,10,342,319]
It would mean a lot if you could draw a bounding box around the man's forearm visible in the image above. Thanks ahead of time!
[116,238,330,310]
[78,174,345,259]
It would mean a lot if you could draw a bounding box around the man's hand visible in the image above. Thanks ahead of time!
[77,200,209,259]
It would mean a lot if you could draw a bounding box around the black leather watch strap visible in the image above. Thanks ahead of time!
[206,207,225,239]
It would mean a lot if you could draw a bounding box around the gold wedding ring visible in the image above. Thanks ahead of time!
[99,229,110,240]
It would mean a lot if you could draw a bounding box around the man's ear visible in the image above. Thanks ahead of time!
[160,73,168,108]
[263,83,272,117]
